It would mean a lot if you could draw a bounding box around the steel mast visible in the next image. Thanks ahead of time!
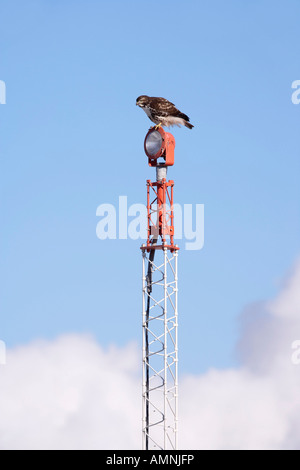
[141,127,179,450]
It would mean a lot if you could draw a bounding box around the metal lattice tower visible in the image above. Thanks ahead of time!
[142,245,178,450]
[141,127,179,450]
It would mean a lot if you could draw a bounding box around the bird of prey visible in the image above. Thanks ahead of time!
[136,95,194,129]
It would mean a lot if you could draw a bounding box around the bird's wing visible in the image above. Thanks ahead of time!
[156,97,176,107]
[159,98,192,122]
[150,97,177,116]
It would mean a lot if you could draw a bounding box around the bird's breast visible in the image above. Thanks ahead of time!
[143,107,152,118]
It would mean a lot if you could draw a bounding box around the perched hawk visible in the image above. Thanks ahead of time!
[136,95,194,130]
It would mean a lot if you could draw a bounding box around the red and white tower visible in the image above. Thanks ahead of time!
[141,127,179,450]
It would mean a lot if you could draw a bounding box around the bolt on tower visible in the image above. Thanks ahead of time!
[141,127,179,450]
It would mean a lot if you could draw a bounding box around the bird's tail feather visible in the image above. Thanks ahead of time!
[177,111,194,129]
[184,121,194,129]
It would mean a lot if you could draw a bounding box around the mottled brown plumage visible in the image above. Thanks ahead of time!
[136,95,194,129]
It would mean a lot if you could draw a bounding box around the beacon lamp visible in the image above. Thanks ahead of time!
[144,127,175,167]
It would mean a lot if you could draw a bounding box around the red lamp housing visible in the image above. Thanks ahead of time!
[144,127,175,167]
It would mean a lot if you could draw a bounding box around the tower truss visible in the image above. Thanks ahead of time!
[142,245,178,450]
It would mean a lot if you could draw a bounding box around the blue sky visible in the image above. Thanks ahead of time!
[1,0,299,375]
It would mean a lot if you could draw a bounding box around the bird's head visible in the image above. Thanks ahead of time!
[136,95,150,108]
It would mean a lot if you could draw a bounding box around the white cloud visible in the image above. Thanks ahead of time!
[1,260,300,450]
[181,259,300,450]
[0,336,141,450]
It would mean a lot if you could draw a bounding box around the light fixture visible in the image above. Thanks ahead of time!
[144,127,175,167]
